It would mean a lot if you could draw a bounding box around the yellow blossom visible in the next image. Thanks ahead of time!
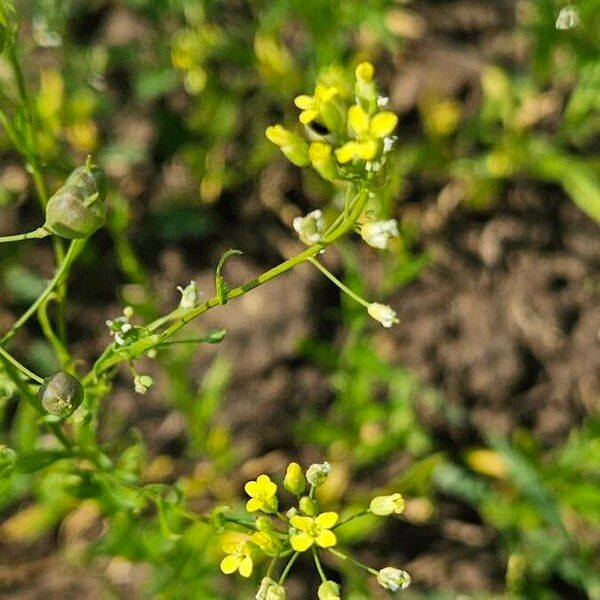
[289,512,338,551]
[294,84,338,125]
[220,539,258,578]
[245,474,278,513]
[336,104,397,163]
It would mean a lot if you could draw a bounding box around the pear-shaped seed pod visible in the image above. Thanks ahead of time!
[44,184,106,239]
[39,371,84,417]
[65,165,108,201]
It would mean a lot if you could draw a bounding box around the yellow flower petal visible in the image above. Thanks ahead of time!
[348,105,370,136]
[294,95,314,110]
[246,498,263,512]
[220,555,240,574]
[335,142,358,164]
[316,512,339,529]
[314,84,337,103]
[239,556,253,578]
[316,529,337,548]
[356,140,379,160]
[370,112,398,138]
[290,515,312,531]
[299,109,319,124]
[222,541,239,554]
[291,532,314,552]
[245,480,258,496]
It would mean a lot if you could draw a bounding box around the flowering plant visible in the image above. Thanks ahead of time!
[216,462,411,598]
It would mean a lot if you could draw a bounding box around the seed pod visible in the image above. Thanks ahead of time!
[39,371,84,417]
[45,184,105,239]
[65,164,107,201]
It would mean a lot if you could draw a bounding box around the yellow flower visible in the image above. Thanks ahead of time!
[294,84,338,125]
[336,105,398,164]
[220,539,258,578]
[289,512,338,551]
[245,474,278,513]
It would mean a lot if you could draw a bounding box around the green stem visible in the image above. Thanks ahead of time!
[0,345,44,384]
[333,509,370,529]
[37,294,71,368]
[0,227,50,243]
[278,551,300,585]
[328,547,379,576]
[0,239,85,345]
[307,256,370,308]
[312,546,328,583]
[86,189,369,380]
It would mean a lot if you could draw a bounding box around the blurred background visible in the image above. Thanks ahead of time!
[0,0,599,598]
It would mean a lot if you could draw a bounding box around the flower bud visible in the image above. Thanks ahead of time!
[318,580,341,600]
[265,125,310,167]
[177,280,200,310]
[256,578,286,600]
[355,62,378,115]
[284,462,306,495]
[309,142,338,181]
[292,210,324,245]
[251,531,281,556]
[39,371,84,417]
[306,461,331,487]
[299,495,318,516]
[369,493,405,516]
[44,184,105,239]
[367,303,398,328]
[360,219,399,250]
[377,567,411,592]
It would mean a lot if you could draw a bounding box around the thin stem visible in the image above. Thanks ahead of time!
[0,345,44,384]
[333,509,370,529]
[0,239,85,345]
[307,256,370,308]
[37,294,71,368]
[328,547,379,576]
[312,546,328,583]
[278,551,300,585]
[0,227,50,243]
[85,188,370,381]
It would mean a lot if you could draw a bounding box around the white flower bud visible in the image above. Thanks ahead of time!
[367,303,398,328]
[256,577,286,600]
[177,280,200,310]
[133,374,153,395]
[361,219,399,249]
[369,493,406,516]
[306,461,331,487]
[377,567,411,592]
[293,210,325,245]
[318,580,341,600]
[556,6,580,30]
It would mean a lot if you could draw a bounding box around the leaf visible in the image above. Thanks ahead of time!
[15,448,71,473]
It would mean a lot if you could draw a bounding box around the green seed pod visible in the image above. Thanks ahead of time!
[39,371,84,417]
[45,184,106,239]
[65,164,107,201]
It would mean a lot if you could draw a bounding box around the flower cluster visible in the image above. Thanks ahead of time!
[216,462,411,598]
[266,63,398,184]
[265,63,401,330]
